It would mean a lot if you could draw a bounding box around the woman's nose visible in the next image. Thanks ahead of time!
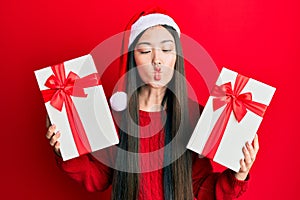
[152,48,162,66]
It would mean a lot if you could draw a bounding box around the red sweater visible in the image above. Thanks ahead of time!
[56,106,248,200]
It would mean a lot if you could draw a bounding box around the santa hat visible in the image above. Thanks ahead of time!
[109,7,181,111]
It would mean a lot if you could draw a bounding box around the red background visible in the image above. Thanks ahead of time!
[1,0,299,199]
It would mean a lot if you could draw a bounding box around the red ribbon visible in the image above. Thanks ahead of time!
[202,74,267,159]
[42,63,101,156]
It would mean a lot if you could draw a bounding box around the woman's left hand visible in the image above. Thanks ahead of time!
[234,134,259,180]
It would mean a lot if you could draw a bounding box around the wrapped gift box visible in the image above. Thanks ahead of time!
[187,67,276,172]
[35,54,119,161]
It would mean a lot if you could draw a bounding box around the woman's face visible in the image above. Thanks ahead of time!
[134,25,176,88]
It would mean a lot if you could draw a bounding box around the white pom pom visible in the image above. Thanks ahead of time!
[110,92,127,111]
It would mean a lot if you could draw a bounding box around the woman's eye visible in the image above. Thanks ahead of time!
[137,48,151,54]
[162,49,172,52]
[140,50,151,54]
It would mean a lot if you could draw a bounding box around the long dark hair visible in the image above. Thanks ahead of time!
[111,25,193,200]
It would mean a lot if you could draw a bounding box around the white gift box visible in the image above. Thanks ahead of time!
[187,67,276,172]
[35,54,119,161]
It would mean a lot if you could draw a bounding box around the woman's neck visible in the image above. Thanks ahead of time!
[138,85,167,112]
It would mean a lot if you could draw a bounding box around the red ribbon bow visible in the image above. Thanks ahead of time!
[202,74,267,159]
[42,63,101,156]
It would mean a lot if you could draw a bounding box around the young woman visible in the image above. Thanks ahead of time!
[46,7,259,200]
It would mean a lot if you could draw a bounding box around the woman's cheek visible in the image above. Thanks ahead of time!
[137,66,151,83]
[166,54,176,69]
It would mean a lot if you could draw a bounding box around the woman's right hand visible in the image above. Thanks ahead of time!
[46,124,62,157]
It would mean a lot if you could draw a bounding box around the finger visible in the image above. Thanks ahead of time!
[246,141,256,161]
[239,159,247,172]
[49,131,60,146]
[243,146,252,165]
[54,141,61,156]
[46,115,51,127]
[253,134,259,153]
[46,124,56,139]
[46,131,55,140]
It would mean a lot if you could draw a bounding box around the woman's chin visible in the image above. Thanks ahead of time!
[147,81,168,89]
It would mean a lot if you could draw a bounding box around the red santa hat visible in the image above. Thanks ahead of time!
[110,7,181,111]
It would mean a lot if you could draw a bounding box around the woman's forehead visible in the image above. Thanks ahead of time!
[137,25,175,45]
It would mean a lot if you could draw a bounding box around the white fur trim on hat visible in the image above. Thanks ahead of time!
[128,13,180,48]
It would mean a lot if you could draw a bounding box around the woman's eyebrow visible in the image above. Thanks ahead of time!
[136,42,152,46]
[161,40,174,44]
[137,40,174,46]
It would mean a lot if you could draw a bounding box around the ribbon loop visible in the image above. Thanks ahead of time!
[41,63,101,156]
[202,72,268,159]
